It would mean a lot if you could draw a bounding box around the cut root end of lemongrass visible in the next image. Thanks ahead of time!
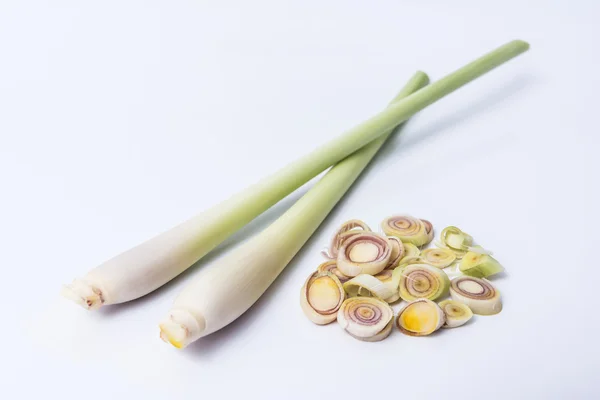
[159,310,205,349]
[60,280,105,310]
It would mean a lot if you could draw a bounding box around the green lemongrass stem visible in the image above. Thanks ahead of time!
[159,72,430,348]
[63,40,529,310]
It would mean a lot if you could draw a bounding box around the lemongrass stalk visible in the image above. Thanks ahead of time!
[64,40,529,310]
[159,72,430,348]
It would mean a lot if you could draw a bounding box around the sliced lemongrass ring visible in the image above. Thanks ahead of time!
[459,252,504,278]
[375,269,402,303]
[450,276,502,315]
[396,298,445,336]
[439,226,473,258]
[398,263,450,301]
[316,260,351,283]
[300,271,345,325]
[385,237,404,269]
[438,299,473,328]
[421,248,456,269]
[337,232,391,277]
[337,297,394,340]
[381,215,430,246]
[322,219,371,259]
[343,274,396,301]
[421,219,434,244]
[399,242,420,261]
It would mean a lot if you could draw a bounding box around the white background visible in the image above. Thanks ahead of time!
[1,1,598,399]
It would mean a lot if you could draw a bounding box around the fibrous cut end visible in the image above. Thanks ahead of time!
[60,279,104,310]
[159,309,205,349]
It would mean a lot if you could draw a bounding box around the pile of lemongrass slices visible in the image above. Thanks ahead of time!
[300,216,505,341]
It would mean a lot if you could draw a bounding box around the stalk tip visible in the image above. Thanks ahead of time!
[414,71,431,85]
[61,279,104,310]
[159,309,205,349]
[513,39,530,50]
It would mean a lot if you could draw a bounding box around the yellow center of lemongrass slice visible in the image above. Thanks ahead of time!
[308,276,343,313]
[349,241,380,262]
[402,301,437,332]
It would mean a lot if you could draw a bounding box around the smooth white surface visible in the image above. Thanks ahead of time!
[1,1,598,398]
